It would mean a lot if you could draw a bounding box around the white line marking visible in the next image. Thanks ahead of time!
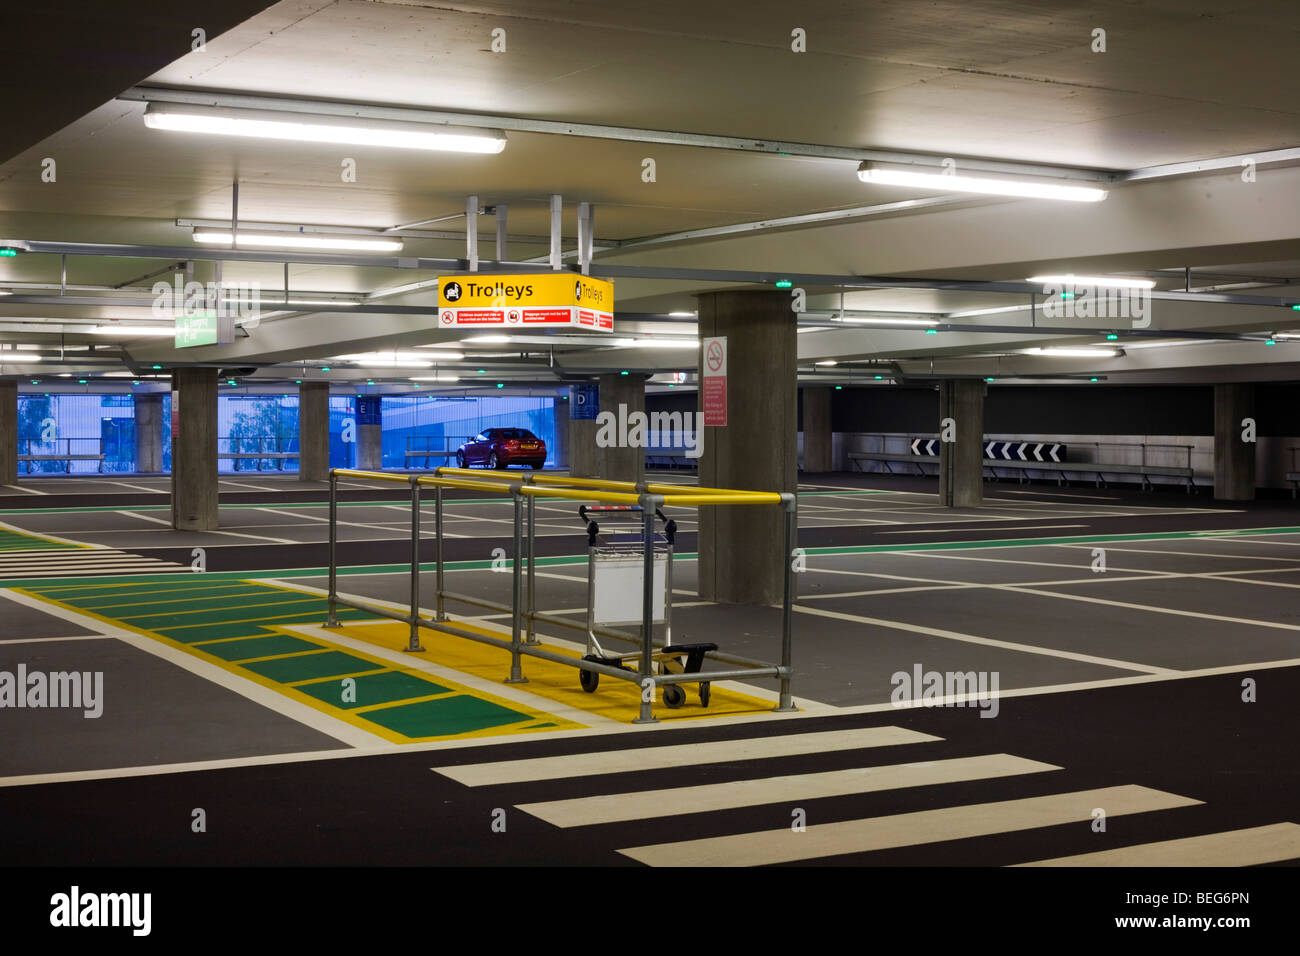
[0,519,99,549]
[1,484,49,496]
[618,785,1201,866]
[793,603,1171,675]
[519,754,1059,827]
[434,726,941,786]
[880,524,1087,535]
[1015,822,1300,867]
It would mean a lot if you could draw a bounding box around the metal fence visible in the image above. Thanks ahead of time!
[323,467,796,723]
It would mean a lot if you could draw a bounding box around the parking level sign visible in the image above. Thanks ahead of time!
[702,336,727,426]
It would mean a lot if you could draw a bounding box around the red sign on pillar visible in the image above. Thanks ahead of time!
[701,336,727,426]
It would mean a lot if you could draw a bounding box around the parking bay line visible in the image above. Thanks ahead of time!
[792,603,1171,675]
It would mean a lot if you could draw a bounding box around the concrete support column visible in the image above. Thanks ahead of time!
[1214,383,1256,501]
[0,381,16,486]
[938,379,986,508]
[594,372,647,484]
[298,382,330,482]
[170,367,218,531]
[552,394,570,469]
[801,386,832,473]
[696,291,797,605]
[133,393,164,474]
[355,395,382,471]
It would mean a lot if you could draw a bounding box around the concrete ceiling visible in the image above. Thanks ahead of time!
[1,0,1298,389]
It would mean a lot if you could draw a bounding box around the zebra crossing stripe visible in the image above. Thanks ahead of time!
[618,785,1202,867]
[0,549,187,578]
[433,727,941,786]
[1013,822,1300,867]
[517,753,1060,828]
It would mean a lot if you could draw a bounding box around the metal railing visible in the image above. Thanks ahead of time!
[404,434,474,468]
[324,466,796,723]
[17,437,107,473]
[217,435,299,471]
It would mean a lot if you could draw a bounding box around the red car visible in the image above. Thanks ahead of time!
[456,427,546,470]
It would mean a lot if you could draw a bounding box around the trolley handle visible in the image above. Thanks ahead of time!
[577,504,676,546]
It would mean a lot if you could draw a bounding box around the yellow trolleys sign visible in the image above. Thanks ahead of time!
[437,274,614,332]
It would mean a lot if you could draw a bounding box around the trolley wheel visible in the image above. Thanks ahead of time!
[663,684,686,708]
[699,682,711,707]
[579,654,601,693]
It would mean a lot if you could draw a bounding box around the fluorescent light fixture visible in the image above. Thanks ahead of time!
[224,298,359,308]
[409,375,461,382]
[1022,347,1119,358]
[462,335,513,344]
[840,316,939,327]
[90,325,177,336]
[627,338,698,348]
[0,353,39,363]
[858,161,1107,202]
[946,304,1033,319]
[815,360,838,366]
[333,350,463,365]
[1027,275,1155,290]
[667,311,696,317]
[144,103,507,153]
[194,230,402,252]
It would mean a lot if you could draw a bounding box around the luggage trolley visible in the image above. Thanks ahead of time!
[577,504,717,708]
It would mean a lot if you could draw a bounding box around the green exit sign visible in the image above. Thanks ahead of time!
[175,311,219,348]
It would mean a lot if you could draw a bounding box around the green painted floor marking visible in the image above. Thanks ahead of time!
[78,585,276,611]
[119,596,329,627]
[802,526,1300,556]
[192,634,324,662]
[240,650,384,683]
[11,525,1299,592]
[153,610,373,645]
[0,527,81,551]
[360,694,533,738]
[19,578,543,741]
[296,671,454,709]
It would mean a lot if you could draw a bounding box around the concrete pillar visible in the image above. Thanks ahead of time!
[170,367,218,531]
[298,382,330,481]
[0,381,16,486]
[801,386,832,473]
[696,291,797,605]
[1214,383,1256,500]
[133,393,164,474]
[594,372,647,484]
[552,394,570,468]
[355,395,382,471]
[938,379,986,508]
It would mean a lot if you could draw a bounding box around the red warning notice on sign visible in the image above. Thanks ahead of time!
[701,335,727,426]
[446,309,505,325]
[523,308,572,324]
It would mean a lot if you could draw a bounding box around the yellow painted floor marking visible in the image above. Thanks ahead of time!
[16,583,582,745]
[334,619,775,723]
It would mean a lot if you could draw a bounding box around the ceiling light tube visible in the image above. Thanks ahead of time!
[837,316,940,327]
[89,325,178,336]
[858,161,1108,202]
[627,338,698,348]
[144,103,507,153]
[1022,347,1120,358]
[195,230,403,252]
[1028,275,1155,290]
